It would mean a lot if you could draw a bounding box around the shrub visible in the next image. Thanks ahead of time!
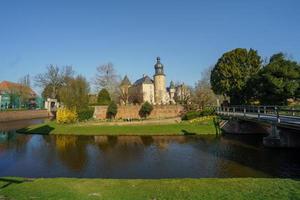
[97,89,111,105]
[56,107,78,124]
[139,101,153,118]
[181,111,200,120]
[182,108,216,120]
[201,107,215,116]
[188,116,215,124]
[106,101,118,119]
[77,108,94,121]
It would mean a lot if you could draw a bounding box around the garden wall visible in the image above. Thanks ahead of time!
[94,105,184,119]
[0,110,49,122]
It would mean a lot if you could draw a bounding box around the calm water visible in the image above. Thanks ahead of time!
[0,119,299,178]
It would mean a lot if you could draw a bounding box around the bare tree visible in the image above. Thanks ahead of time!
[35,65,74,99]
[19,74,31,88]
[118,87,129,105]
[174,83,194,111]
[193,66,221,110]
[94,63,121,101]
[18,74,32,108]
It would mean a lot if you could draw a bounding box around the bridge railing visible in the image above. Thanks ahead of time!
[217,105,300,119]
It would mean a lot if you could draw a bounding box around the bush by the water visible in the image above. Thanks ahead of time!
[106,101,118,119]
[182,108,215,120]
[139,101,153,118]
[56,107,78,124]
[188,116,215,124]
[77,108,94,121]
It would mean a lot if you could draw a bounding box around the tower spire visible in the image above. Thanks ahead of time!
[154,56,165,76]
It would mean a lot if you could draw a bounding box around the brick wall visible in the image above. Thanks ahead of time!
[94,105,184,119]
[0,110,49,122]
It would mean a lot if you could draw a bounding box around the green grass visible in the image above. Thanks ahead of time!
[0,178,299,200]
[17,120,216,135]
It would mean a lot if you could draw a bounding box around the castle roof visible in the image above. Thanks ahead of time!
[120,75,131,86]
[134,75,153,85]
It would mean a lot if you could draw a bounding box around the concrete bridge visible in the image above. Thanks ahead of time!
[216,106,300,148]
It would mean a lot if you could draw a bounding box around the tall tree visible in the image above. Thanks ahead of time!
[35,65,74,99]
[251,53,300,105]
[210,48,262,104]
[59,75,90,110]
[94,63,121,101]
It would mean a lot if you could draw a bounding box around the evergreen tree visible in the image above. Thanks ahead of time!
[139,101,153,118]
[97,89,111,105]
[106,101,118,119]
[251,53,300,105]
[210,48,262,104]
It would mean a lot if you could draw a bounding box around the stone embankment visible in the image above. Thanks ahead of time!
[0,110,49,122]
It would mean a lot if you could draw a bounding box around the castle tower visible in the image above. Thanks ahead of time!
[169,81,176,104]
[153,57,166,104]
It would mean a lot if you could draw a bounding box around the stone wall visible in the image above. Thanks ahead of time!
[0,110,49,122]
[94,105,184,119]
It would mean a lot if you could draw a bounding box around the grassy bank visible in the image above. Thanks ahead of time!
[0,178,299,200]
[17,119,216,135]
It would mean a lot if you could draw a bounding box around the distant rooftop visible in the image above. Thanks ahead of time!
[0,81,36,96]
[133,75,153,85]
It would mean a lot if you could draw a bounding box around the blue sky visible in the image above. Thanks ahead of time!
[0,0,299,93]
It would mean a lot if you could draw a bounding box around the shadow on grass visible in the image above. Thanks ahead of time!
[0,178,33,189]
[181,129,196,135]
[17,125,54,135]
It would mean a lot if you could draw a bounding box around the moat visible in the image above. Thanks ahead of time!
[0,119,299,178]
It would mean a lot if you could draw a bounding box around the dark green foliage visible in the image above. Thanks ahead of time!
[201,107,215,116]
[106,101,118,119]
[182,111,200,120]
[139,101,153,118]
[211,48,262,104]
[182,108,215,120]
[249,53,300,105]
[78,108,94,121]
[97,89,111,105]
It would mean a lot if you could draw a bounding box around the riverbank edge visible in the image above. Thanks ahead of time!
[16,119,217,136]
[0,109,48,122]
[0,177,299,200]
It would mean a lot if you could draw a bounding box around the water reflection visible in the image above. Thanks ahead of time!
[0,126,299,178]
[54,136,88,171]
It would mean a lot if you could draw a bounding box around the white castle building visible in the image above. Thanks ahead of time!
[120,57,189,105]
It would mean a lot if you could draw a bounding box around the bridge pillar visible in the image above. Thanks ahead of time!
[263,123,281,147]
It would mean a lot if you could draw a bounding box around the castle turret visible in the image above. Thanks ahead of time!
[169,81,176,103]
[153,57,167,104]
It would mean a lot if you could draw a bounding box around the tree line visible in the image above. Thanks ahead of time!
[31,47,299,117]
[210,48,300,106]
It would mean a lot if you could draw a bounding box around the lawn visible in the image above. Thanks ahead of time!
[0,178,299,200]
[17,119,216,135]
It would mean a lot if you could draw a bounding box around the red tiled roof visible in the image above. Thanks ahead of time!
[0,81,36,97]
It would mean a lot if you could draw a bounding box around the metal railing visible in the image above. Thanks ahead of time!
[216,105,300,126]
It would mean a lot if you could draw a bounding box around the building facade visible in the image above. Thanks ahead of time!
[0,81,40,110]
[120,57,187,105]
